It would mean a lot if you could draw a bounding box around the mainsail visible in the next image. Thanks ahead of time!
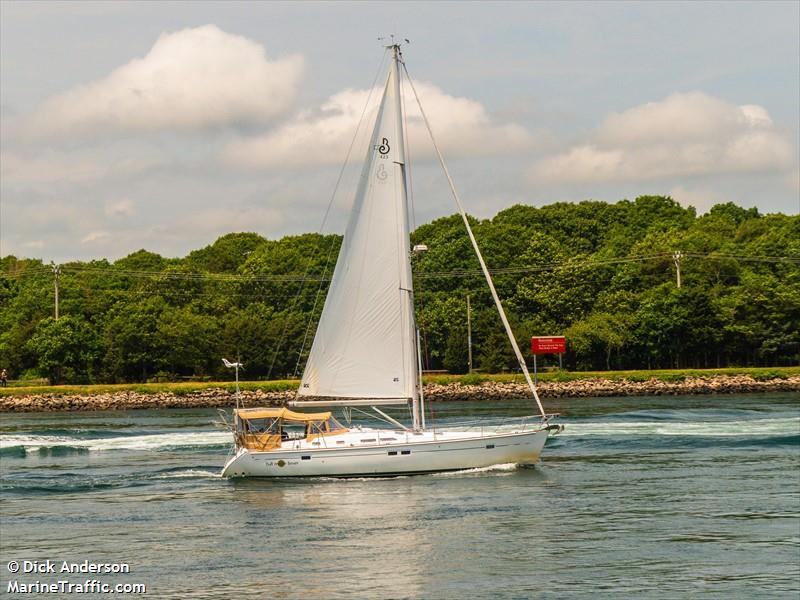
[298,55,417,400]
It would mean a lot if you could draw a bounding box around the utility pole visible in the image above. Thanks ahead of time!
[466,294,473,373]
[51,262,61,321]
[672,251,683,289]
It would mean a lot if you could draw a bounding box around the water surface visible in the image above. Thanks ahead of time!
[1,393,798,598]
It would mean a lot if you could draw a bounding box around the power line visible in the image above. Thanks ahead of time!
[682,252,800,263]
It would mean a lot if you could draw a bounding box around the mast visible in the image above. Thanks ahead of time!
[389,43,422,430]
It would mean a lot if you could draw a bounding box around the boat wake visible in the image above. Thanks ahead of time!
[434,462,520,477]
[543,413,800,451]
[150,468,223,479]
[0,431,231,457]
[560,416,799,437]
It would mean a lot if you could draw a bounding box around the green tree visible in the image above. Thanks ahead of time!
[443,330,469,374]
[565,312,631,370]
[103,297,167,382]
[1,199,796,382]
[26,316,100,384]
[185,232,268,273]
[157,307,219,377]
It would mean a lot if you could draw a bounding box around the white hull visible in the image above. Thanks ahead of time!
[222,427,550,478]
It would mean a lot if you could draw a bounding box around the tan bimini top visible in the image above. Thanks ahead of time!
[234,407,332,422]
[233,407,345,452]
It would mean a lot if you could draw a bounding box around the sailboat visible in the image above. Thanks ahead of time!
[221,42,560,478]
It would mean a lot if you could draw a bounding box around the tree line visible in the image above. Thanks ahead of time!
[1,196,798,384]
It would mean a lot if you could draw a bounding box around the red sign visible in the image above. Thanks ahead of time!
[531,336,566,355]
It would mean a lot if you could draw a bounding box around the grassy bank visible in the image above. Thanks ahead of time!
[2,366,798,397]
[424,366,800,385]
[0,379,298,397]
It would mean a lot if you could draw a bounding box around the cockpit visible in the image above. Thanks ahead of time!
[233,407,349,451]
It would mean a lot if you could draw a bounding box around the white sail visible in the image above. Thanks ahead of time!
[298,56,417,400]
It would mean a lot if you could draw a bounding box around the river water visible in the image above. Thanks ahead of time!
[1,393,798,599]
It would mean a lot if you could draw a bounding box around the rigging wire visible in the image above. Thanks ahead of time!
[399,52,416,233]
[400,58,547,419]
[293,236,336,377]
[397,50,434,424]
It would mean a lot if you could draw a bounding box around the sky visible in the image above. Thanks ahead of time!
[1,0,798,263]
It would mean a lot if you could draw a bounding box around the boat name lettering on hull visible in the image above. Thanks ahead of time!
[268,460,298,467]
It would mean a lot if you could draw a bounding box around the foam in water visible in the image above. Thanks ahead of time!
[151,469,223,479]
[435,463,519,476]
[560,416,799,437]
[0,431,231,454]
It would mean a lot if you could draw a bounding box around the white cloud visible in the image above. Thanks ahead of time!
[104,198,136,218]
[0,148,167,191]
[24,25,304,137]
[0,151,106,185]
[532,92,795,183]
[669,185,730,214]
[178,206,285,238]
[222,81,533,169]
[81,231,111,244]
[788,168,800,193]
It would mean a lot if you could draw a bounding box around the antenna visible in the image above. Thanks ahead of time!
[222,358,245,409]
[378,34,410,50]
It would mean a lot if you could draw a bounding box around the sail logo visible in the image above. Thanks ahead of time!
[376,164,388,182]
[377,137,390,157]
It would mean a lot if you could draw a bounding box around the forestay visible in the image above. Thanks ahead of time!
[298,57,417,401]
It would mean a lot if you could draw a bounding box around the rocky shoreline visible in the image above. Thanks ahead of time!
[1,375,798,412]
